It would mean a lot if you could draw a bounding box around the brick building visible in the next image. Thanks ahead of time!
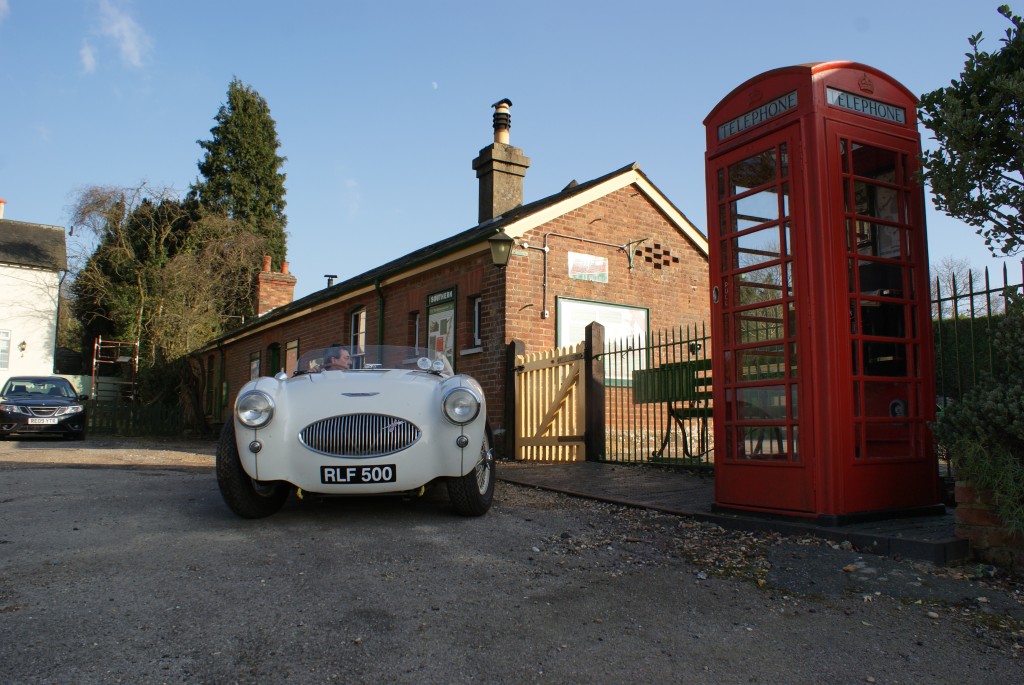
[197,100,709,443]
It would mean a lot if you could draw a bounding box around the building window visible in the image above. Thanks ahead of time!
[249,351,261,380]
[0,330,9,370]
[351,308,366,355]
[471,296,483,347]
[285,339,299,375]
[267,343,281,375]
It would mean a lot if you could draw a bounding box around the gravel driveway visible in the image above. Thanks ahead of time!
[0,437,1022,684]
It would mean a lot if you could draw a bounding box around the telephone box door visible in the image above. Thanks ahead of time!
[709,124,814,514]
[825,121,936,510]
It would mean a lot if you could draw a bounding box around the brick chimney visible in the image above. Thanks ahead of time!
[471,99,531,224]
[255,255,297,316]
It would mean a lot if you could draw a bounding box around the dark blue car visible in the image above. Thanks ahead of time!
[0,376,88,440]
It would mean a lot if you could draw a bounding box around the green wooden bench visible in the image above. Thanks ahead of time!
[633,359,712,460]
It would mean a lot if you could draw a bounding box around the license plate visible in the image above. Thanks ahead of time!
[28,418,58,425]
[320,464,396,485]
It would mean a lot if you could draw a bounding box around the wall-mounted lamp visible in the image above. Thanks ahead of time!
[488,231,515,268]
[17,341,27,353]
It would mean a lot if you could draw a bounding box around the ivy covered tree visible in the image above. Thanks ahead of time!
[918,5,1024,256]
[190,77,288,286]
[69,183,263,406]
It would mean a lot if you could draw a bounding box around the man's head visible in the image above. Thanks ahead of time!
[324,347,352,370]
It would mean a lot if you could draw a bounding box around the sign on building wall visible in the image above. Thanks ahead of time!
[427,287,456,370]
[555,297,649,383]
[568,251,609,283]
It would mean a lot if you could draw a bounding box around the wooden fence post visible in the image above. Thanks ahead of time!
[584,322,606,462]
[504,339,525,460]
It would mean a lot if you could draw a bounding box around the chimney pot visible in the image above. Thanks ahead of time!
[0,199,6,220]
[281,261,289,275]
[492,99,512,145]
[262,255,272,272]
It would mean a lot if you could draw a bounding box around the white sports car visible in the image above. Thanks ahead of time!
[216,345,494,518]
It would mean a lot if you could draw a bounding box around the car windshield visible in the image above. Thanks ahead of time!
[1,378,77,399]
[294,345,454,377]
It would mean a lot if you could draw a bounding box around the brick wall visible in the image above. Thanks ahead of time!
[954,481,1024,572]
[505,184,709,350]
[206,181,708,448]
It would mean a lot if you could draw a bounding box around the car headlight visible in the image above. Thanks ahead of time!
[236,391,275,428]
[0,403,27,415]
[54,405,84,416]
[442,387,481,425]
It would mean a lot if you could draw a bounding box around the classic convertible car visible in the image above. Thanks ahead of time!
[216,345,495,518]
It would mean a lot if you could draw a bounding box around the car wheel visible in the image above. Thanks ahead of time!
[446,424,496,516]
[216,421,289,519]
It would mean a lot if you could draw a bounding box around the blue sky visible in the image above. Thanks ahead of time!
[0,0,1019,299]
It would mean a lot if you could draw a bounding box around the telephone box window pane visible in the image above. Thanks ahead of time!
[863,341,907,376]
[782,222,791,255]
[737,385,787,420]
[781,182,790,217]
[861,300,905,337]
[851,340,860,375]
[731,189,780,231]
[852,143,898,181]
[789,343,799,379]
[779,144,789,178]
[737,345,786,381]
[853,382,862,417]
[717,169,726,201]
[736,265,784,306]
[787,302,798,337]
[854,181,899,222]
[790,424,800,462]
[733,226,782,269]
[841,139,849,173]
[728,150,777,195]
[737,304,785,343]
[741,425,788,460]
[858,260,903,296]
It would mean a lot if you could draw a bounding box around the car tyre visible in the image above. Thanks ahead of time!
[216,421,289,518]
[447,424,495,516]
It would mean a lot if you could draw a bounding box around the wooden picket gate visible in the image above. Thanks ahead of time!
[513,342,587,461]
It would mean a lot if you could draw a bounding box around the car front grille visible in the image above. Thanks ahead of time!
[28,407,57,417]
[298,413,422,458]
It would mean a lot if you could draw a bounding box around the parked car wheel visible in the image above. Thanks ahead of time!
[216,421,289,518]
[446,425,495,516]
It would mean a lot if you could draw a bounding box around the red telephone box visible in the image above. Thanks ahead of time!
[703,62,939,522]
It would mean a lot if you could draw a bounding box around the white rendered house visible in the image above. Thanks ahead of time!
[0,200,67,389]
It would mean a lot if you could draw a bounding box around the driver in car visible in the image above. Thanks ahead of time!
[323,347,353,370]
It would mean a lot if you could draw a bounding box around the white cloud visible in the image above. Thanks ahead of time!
[80,40,97,73]
[343,178,361,220]
[0,0,10,23]
[98,0,152,68]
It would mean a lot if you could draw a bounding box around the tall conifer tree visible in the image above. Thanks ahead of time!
[192,78,288,272]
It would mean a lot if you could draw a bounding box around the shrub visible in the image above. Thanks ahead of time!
[933,291,1024,533]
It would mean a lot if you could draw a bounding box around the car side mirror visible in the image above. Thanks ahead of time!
[79,394,90,401]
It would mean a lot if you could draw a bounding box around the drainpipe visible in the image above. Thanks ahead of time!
[374,278,385,353]
[53,270,67,374]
